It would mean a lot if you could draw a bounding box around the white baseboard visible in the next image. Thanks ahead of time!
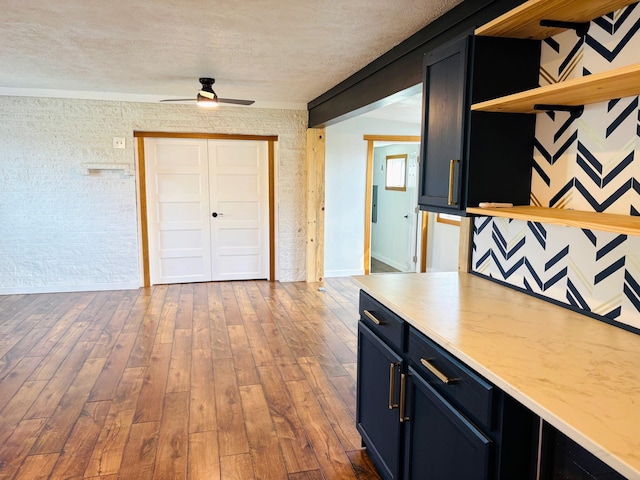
[324,268,364,278]
[0,282,140,295]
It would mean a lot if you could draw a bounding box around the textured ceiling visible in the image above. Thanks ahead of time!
[1,0,461,109]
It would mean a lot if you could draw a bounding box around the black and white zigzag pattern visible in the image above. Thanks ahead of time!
[472,218,640,330]
[532,3,640,216]
[473,3,640,331]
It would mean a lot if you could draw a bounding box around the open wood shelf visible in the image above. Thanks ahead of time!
[80,163,134,176]
[471,63,640,113]
[475,0,637,39]
[466,205,640,236]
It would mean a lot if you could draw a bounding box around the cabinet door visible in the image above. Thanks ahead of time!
[403,367,493,480]
[357,322,404,480]
[418,36,468,212]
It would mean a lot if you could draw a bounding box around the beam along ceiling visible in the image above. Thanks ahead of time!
[1,0,461,109]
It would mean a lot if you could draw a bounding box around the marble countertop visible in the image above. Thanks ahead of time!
[353,272,640,479]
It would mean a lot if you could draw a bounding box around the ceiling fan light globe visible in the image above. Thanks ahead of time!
[198,90,215,99]
[197,93,219,108]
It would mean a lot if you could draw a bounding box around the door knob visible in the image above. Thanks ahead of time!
[212,212,224,218]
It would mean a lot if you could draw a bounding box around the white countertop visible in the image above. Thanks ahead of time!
[353,272,640,479]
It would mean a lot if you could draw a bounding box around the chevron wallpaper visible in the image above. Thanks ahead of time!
[472,3,640,332]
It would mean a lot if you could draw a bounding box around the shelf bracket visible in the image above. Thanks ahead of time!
[533,104,584,118]
[539,19,590,37]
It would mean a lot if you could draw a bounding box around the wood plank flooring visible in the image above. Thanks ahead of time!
[0,278,381,480]
[370,258,401,274]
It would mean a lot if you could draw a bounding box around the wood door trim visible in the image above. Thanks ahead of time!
[420,211,428,273]
[364,140,374,275]
[363,135,421,275]
[268,140,276,281]
[363,135,421,143]
[137,137,151,287]
[134,131,278,142]
[137,134,277,286]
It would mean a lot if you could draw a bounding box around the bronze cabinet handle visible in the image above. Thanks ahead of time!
[388,363,399,410]
[399,373,410,422]
[448,159,459,206]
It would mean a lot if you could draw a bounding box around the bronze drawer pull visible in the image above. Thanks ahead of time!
[421,357,458,385]
[364,309,383,325]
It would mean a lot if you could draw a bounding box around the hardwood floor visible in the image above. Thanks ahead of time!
[370,258,401,274]
[0,278,381,480]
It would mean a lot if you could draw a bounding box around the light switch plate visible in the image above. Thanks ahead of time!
[113,137,126,149]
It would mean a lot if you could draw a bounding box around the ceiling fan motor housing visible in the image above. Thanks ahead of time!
[199,78,216,93]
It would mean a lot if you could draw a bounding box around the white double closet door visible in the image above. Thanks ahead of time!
[145,137,269,285]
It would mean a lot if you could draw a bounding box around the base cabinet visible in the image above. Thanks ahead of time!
[357,291,537,480]
[403,368,492,479]
[356,289,630,479]
[356,322,404,480]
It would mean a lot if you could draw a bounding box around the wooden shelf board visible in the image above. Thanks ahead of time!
[466,206,640,236]
[475,0,636,39]
[471,63,640,113]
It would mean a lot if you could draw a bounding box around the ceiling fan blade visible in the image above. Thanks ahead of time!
[159,98,195,102]
[218,98,255,106]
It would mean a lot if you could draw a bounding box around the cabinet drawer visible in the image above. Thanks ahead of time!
[359,290,406,352]
[408,327,495,428]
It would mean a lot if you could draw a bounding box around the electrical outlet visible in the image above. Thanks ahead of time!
[113,137,126,149]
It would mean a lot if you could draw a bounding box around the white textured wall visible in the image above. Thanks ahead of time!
[0,96,308,293]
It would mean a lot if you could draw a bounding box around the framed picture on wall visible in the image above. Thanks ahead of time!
[385,154,407,191]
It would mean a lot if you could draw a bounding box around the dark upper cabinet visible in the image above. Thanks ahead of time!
[418,34,541,214]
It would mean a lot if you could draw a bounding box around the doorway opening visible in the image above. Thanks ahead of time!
[363,135,423,275]
[323,84,464,278]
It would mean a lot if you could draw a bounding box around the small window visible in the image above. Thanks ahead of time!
[385,154,407,191]
[436,213,461,226]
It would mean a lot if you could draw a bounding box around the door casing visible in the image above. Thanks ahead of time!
[134,131,278,287]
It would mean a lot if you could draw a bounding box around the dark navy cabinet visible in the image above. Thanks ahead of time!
[357,290,538,480]
[403,368,493,479]
[357,323,404,479]
[356,291,407,480]
[418,34,540,214]
[404,327,538,480]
